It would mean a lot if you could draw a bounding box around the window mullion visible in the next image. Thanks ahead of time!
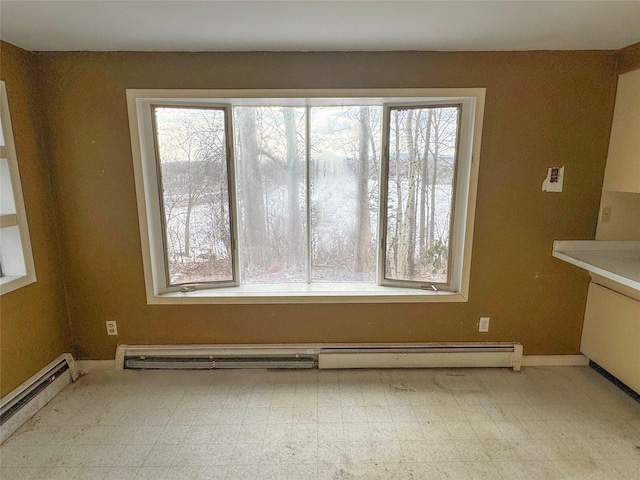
[226,105,241,287]
[377,105,392,286]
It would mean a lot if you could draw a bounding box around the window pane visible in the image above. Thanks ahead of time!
[234,107,307,283]
[385,106,459,284]
[0,158,17,215]
[0,225,26,276]
[310,106,381,282]
[153,107,233,285]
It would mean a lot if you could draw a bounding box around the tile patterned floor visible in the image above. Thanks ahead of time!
[1,366,639,479]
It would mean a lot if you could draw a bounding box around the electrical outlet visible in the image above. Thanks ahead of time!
[106,320,118,336]
[479,317,490,333]
[601,205,612,223]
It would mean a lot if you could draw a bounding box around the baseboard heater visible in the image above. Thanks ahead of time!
[118,343,522,371]
[124,355,316,370]
[319,343,523,371]
[0,354,78,444]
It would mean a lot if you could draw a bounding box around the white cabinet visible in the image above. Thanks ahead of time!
[581,282,640,394]
[603,68,640,193]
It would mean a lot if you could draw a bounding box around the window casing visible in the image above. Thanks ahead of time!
[0,81,36,294]
[127,89,485,304]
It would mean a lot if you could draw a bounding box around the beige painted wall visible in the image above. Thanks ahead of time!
[31,49,621,360]
[0,43,72,397]
[596,191,640,240]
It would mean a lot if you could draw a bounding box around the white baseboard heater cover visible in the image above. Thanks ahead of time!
[120,344,319,370]
[1,353,78,444]
[117,343,523,372]
[124,356,316,370]
[318,343,523,370]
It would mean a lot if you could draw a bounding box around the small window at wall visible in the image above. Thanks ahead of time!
[0,81,36,294]
[128,89,485,303]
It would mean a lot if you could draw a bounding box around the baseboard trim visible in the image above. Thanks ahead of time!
[0,353,77,444]
[521,354,589,366]
[76,360,116,374]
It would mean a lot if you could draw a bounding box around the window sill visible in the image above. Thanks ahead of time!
[0,273,36,295]
[149,282,467,304]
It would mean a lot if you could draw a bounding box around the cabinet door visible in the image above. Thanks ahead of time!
[581,282,640,394]
[603,68,640,193]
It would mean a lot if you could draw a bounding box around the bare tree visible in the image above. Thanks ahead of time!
[282,107,302,268]
[387,106,459,282]
[159,113,212,258]
[418,109,434,262]
[154,107,233,283]
[354,106,372,274]
[236,107,269,270]
[428,110,440,247]
[393,111,403,275]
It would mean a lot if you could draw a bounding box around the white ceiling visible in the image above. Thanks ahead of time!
[1,1,639,52]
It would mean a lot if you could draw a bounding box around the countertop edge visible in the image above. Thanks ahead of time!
[552,240,640,292]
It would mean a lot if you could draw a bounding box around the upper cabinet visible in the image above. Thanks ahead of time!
[603,68,640,193]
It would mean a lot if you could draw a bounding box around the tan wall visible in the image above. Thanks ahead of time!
[617,42,640,74]
[0,43,72,397]
[34,50,619,360]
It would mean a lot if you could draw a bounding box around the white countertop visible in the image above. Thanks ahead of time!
[553,241,640,292]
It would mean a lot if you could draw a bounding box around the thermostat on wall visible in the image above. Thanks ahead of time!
[542,166,564,192]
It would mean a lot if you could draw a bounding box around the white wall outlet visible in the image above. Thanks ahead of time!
[542,166,564,192]
[106,320,118,336]
[479,317,490,333]
[601,205,612,223]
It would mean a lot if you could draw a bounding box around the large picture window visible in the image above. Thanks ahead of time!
[128,89,485,303]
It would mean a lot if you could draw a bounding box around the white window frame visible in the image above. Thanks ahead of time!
[0,81,36,295]
[127,89,485,304]
[379,101,468,291]
[147,103,240,289]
